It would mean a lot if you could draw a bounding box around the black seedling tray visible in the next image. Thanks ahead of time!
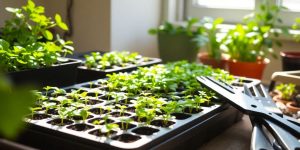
[76,58,161,83]
[18,77,259,150]
[7,58,81,88]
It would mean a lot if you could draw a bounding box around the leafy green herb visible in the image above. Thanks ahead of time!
[0,0,73,72]
[275,83,297,100]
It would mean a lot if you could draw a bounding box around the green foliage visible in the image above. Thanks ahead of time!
[222,24,264,62]
[0,0,73,72]
[148,18,208,49]
[201,17,224,60]
[275,83,297,100]
[58,107,75,125]
[222,0,287,62]
[0,74,35,139]
[84,51,147,70]
[292,18,300,42]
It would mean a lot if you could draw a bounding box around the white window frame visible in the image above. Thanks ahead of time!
[185,0,300,26]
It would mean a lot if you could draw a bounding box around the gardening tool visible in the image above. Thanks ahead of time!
[197,76,300,150]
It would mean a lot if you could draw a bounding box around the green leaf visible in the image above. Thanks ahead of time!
[42,30,53,40]
[55,14,68,30]
[17,59,27,64]
[58,22,69,31]
[27,0,36,9]
[148,29,157,35]
[0,76,35,139]
[55,14,62,23]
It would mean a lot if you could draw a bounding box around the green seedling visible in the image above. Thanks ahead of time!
[104,123,119,137]
[57,107,75,125]
[52,87,66,97]
[184,99,196,114]
[161,101,178,126]
[42,102,56,113]
[79,92,88,105]
[60,98,73,107]
[88,82,94,89]
[29,107,42,119]
[116,105,127,116]
[33,91,48,105]
[43,86,54,96]
[79,107,90,123]
[120,117,133,131]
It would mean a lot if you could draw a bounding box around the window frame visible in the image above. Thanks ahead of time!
[185,0,300,26]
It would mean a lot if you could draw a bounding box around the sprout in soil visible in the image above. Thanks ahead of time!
[52,87,66,97]
[80,107,90,123]
[43,86,54,96]
[116,104,127,116]
[161,101,178,126]
[97,106,105,115]
[33,91,48,105]
[120,117,133,131]
[57,107,75,125]
[29,107,42,119]
[104,123,119,137]
[88,82,94,89]
[183,99,196,113]
[42,102,57,113]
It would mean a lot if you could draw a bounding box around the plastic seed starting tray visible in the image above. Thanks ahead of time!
[76,58,162,83]
[18,77,260,150]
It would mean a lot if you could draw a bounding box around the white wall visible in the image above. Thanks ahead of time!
[110,0,161,57]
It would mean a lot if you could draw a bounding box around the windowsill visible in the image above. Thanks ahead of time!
[172,21,300,41]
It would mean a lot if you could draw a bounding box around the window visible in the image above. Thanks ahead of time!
[195,0,255,10]
[282,0,300,12]
[185,0,300,25]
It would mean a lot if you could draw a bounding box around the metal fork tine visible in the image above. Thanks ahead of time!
[243,85,253,98]
[259,84,271,99]
[252,85,262,97]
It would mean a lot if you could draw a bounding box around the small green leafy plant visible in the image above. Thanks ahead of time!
[201,17,224,60]
[0,0,73,72]
[222,0,287,62]
[149,18,208,49]
[275,83,297,100]
[84,51,148,70]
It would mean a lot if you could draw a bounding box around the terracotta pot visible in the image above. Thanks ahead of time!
[286,102,300,114]
[227,58,270,79]
[272,95,292,105]
[197,52,228,69]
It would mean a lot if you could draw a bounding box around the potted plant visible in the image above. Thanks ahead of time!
[197,17,228,69]
[0,0,81,87]
[76,51,161,83]
[221,0,287,79]
[272,83,300,114]
[149,18,207,62]
[273,83,297,104]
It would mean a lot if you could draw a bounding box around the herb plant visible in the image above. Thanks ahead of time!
[149,18,208,49]
[275,83,297,100]
[222,0,287,62]
[0,0,73,72]
[201,17,224,60]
